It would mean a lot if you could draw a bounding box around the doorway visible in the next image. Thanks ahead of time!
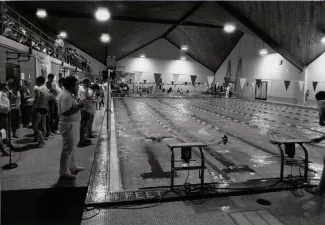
[255,81,268,100]
[6,63,21,84]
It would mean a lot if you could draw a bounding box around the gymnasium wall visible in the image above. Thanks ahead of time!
[215,34,305,105]
[116,38,214,85]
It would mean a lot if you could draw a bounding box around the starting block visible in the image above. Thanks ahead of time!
[167,142,207,191]
[268,132,310,182]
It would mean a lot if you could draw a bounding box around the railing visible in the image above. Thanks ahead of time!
[0,2,91,73]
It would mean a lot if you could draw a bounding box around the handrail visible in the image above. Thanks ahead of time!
[1,2,91,72]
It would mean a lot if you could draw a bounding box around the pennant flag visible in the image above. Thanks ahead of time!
[239,78,246,90]
[171,81,174,85]
[207,76,215,86]
[247,82,249,87]
[143,80,146,84]
[173,74,180,84]
[135,72,142,82]
[256,79,262,89]
[190,75,197,86]
[185,82,188,86]
[252,82,255,89]
[313,81,318,92]
[284,80,291,91]
[298,81,304,92]
[154,73,162,84]
[198,82,200,86]
[129,78,132,84]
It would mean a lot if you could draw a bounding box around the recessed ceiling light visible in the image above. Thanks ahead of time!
[180,56,186,60]
[59,31,67,38]
[100,33,110,43]
[95,8,110,21]
[224,22,236,33]
[181,45,188,51]
[259,49,268,55]
[36,9,47,18]
[140,54,145,58]
[321,37,325,44]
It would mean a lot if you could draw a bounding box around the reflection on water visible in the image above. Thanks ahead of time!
[250,155,278,167]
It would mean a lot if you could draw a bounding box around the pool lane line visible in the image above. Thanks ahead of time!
[192,100,325,135]
[110,99,122,191]
[170,99,324,158]
[223,98,317,114]
[204,99,317,122]
[156,99,320,171]
[144,102,233,181]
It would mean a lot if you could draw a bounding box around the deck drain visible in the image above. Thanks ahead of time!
[256,199,271,206]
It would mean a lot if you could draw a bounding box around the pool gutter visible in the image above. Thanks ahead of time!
[109,99,122,191]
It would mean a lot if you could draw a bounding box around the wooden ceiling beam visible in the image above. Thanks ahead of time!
[46,10,223,28]
[217,2,305,72]
[116,2,204,61]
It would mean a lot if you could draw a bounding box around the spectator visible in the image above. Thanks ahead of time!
[0,81,17,156]
[3,21,17,41]
[78,78,92,147]
[54,35,64,59]
[87,83,99,139]
[58,75,84,180]
[46,74,59,134]
[9,84,21,138]
[20,80,33,128]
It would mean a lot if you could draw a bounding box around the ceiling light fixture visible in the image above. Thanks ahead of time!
[180,56,186,60]
[224,22,236,33]
[95,8,110,21]
[259,48,268,55]
[36,9,47,18]
[59,31,67,38]
[140,54,145,58]
[181,45,188,51]
[100,33,110,43]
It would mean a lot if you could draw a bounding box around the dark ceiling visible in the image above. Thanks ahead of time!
[8,1,325,73]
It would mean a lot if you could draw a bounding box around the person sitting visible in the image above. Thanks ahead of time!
[54,35,64,59]
[167,87,172,93]
[186,89,189,94]
[3,22,17,41]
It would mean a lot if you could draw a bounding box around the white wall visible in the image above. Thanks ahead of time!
[64,42,105,75]
[306,53,325,106]
[215,34,305,105]
[117,38,214,84]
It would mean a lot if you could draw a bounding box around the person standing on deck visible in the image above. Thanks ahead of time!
[306,91,325,195]
[304,89,310,106]
[58,76,84,180]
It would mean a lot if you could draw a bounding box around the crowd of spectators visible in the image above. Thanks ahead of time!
[1,7,91,72]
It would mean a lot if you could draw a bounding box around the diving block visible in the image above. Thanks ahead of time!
[167,142,207,191]
[268,132,310,182]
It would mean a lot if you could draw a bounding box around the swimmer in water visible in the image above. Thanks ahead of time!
[144,135,175,142]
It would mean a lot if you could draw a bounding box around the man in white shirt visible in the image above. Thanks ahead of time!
[54,35,64,59]
[78,78,92,147]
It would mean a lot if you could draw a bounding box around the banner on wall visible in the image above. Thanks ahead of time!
[207,76,214,87]
[171,81,174,85]
[135,72,142,83]
[255,79,262,89]
[36,53,51,77]
[143,80,146,84]
[173,74,180,84]
[313,81,318,92]
[239,78,246,90]
[185,82,188,86]
[298,81,304,92]
[190,75,197,86]
[284,80,291,91]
